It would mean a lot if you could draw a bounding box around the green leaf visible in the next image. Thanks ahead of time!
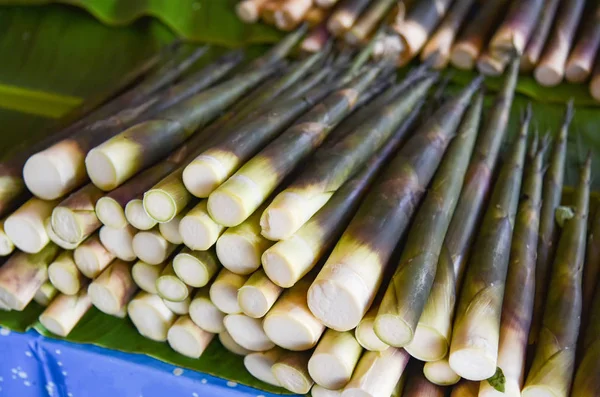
[0,0,282,46]
[487,367,506,393]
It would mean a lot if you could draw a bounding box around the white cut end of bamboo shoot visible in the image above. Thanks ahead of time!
[190,289,226,333]
[39,288,92,337]
[423,359,460,386]
[88,259,136,316]
[156,274,191,302]
[180,210,224,251]
[236,0,261,23]
[448,348,497,381]
[143,190,178,223]
[85,148,121,191]
[565,62,590,84]
[127,292,176,342]
[308,329,363,390]
[262,235,315,288]
[521,385,559,397]
[209,269,248,314]
[125,199,157,230]
[159,215,184,244]
[51,206,87,245]
[74,234,115,279]
[374,314,413,348]
[216,233,260,275]
[132,229,176,265]
[173,251,219,288]
[33,281,58,306]
[163,296,191,315]
[167,315,214,358]
[405,324,447,361]
[263,309,325,351]
[307,277,366,332]
[183,157,226,198]
[45,218,79,250]
[219,330,253,356]
[96,196,128,229]
[223,313,275,351]
[244,348,283,386]
[48,251,85,295]
[23,147,83,200]
[534,64,564,87]
[207,189,250,228]
[99,225,136,261]
[260,192,330,241]
[272,351,314,394]
[341,347,410,397]
[356,316,390,352]
[312,385,342,397]
[450,45,478,70]
[132,260,165,294]
[5,198,54,254]
[238,271,283,318]
[477,54,508,76]
[0,220,15,256]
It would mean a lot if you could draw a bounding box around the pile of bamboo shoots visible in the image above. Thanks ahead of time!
[0,27,599,397]
[236,0,600,101]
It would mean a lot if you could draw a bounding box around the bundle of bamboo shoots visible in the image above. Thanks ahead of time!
[1,25,599,397]
[236,0,600,101]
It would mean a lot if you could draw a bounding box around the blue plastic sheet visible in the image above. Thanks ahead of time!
[0,328,288,397]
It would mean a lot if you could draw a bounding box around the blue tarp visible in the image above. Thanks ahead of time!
[0,328,284,397]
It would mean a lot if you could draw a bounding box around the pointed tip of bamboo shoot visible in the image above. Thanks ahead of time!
[23,152,72,200]
[448,348,497,381]
[216,233,261,275]
[143,190,178,223]
[125,199,157,230]
[96,197,128,229]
